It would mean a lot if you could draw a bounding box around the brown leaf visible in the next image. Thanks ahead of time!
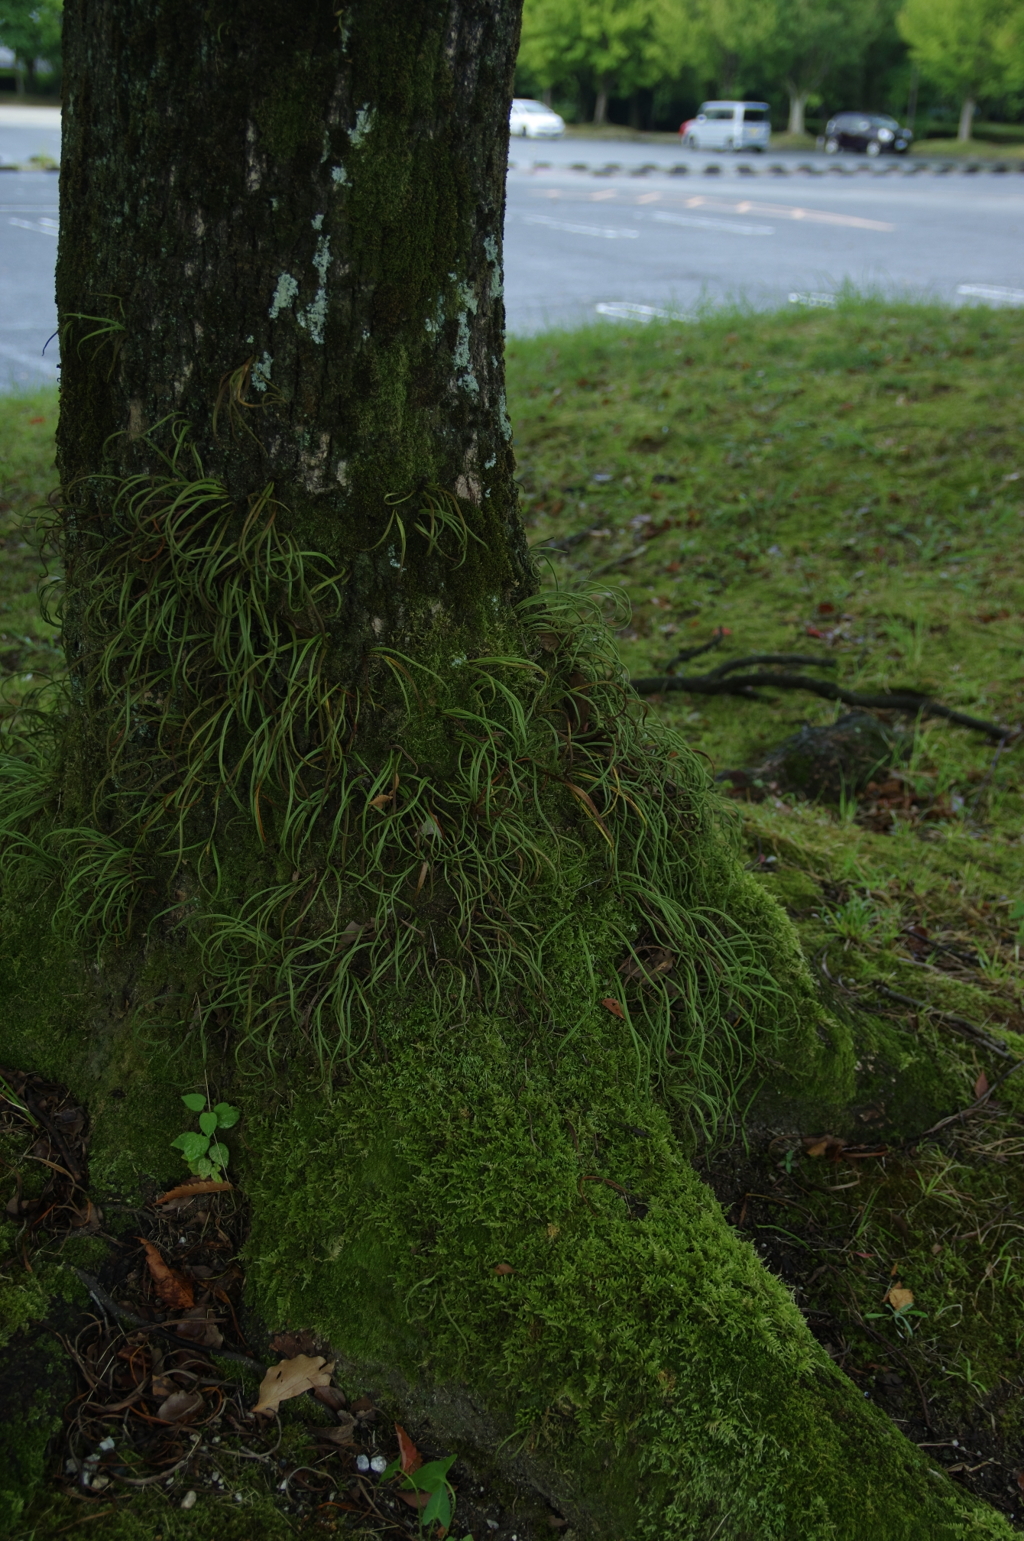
[803,1135,844,1159]
[158,1388,204,1422]
[151,1374,176,1400]
[252,1354,335,1416]
[399,1491,429,1511]
[494,1262,515,1276]
[886,1284,914,1313]
[601,997,624,1020]
[351,1395,376,1420]
[313,1383,348,1411]
[317,1416,357,1446]
[368,792,393,810]
[973,1072,989,1101]
[137,1239,195,1310]
[270,1329,319,1358]
[175,1311,224,1349]
[156,1179,233,1205]
[396,1422,422,1475]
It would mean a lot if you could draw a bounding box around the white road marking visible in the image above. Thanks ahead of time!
[956,283,1024,305]
[654,210,773,236]
[9,216,58,236]
[595,302,674,322]
[789,292,838,307]
[524,215,639,239]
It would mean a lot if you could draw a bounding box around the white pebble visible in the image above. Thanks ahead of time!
[180,1490,197,1510]
[370,1454,388,1474]
[97,1437,115,1452]
[355,1454,370,1473]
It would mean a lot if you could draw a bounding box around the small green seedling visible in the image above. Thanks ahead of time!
[171,1093,239,1180]
[381,1454,456,1535]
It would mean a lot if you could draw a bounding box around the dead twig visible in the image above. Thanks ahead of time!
[910,1058,1024,1142]
[71,1269,266,1374]
[872,985,1015,1060]
[629,661,1013,740]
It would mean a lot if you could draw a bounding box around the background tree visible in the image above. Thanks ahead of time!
[898,0,1013,140]
[760,0,885,134]
[0,0,1018,1535]
[519,0,669,122]
[685,0,778,103]
[0,0,61,95]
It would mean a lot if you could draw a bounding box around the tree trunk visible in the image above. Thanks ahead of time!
[787,86,810,137]
[958,94,977,141]
[0,3,1017,1538]
[593,74,611,124]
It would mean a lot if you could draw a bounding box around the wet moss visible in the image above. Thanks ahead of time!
[238,998,1011,1540]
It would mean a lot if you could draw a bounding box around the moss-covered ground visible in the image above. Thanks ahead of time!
[507,297,1024,1526]
[1,297,1023,1533]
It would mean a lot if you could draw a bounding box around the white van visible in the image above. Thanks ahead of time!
[683,102,771,152]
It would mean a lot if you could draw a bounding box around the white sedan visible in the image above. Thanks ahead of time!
[509,98,565,139]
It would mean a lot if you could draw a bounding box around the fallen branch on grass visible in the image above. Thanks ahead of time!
[629,655,1013,741]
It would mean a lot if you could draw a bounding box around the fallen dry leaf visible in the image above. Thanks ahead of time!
[316,1410,357,1445]
[155,1179,233,1205]
[493,1262,515,1276]
[175,1310,224,1349]
[803,1135,845,1159]
[252,1354,335,1415]
[137,1239,195,1310]
[601,997,624,1020]
[973,1071,989,1101]
[399,1492,429,1512]
[396,1422,423,1474]
[158,1388,204,1422]
[313,1383,348,1411]
[886,1284,915,1313]
[270,1329,320,1358]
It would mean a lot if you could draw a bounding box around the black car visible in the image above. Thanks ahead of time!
[822,113,912,157]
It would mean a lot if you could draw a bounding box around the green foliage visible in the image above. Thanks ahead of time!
[897,0,1018,136]
[170,1092,240,1179]
[519,0,675,108]
[381,1453,457,1533]
[0,0,61,88]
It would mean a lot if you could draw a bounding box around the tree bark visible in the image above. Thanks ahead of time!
[593,74,611,124]
[958,94,977,141]
[787,86,810,136]
[0,3,1017,1539]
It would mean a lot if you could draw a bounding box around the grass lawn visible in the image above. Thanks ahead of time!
[508,299,1024,1524]
[2,298,1023,1524]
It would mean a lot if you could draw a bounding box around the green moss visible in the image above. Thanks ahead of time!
[0,1325,72,1536]
[240,998,1010,1540]
[18,1487,300,1540]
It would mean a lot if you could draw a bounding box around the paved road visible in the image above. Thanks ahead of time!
[2,107,1023,389]
[504,144,1024,332]
[0,109,61,391]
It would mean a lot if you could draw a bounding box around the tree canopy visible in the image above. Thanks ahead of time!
[0,0,61,92]
[897,0,1017,139]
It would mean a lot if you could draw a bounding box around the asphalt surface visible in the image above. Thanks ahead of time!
[504,139,1024,332]
[0,109,61,392]
[2,108,1023,390]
